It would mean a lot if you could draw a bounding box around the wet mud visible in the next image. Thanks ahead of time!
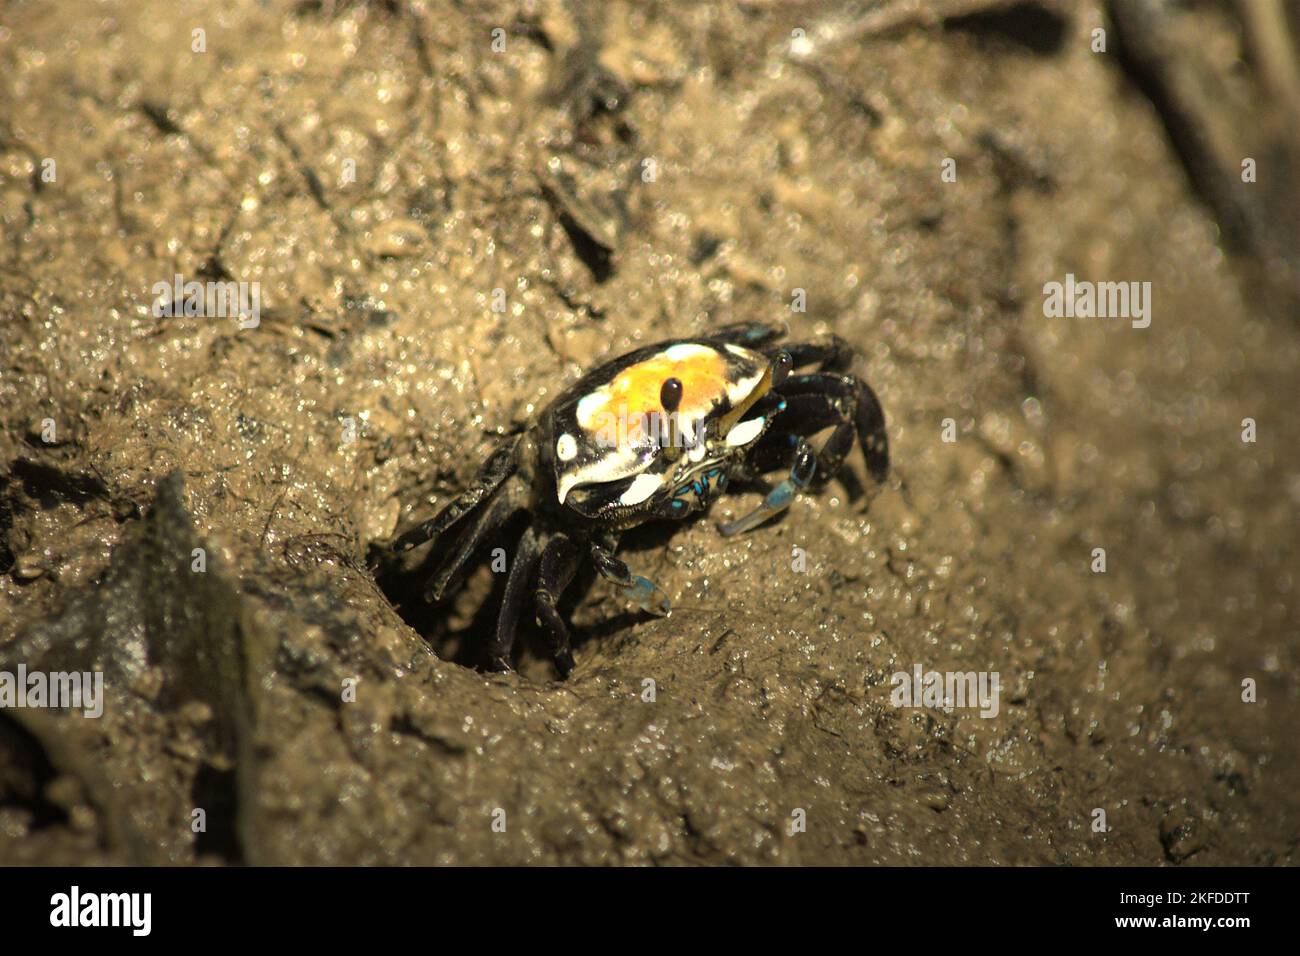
[1,0,1298,864]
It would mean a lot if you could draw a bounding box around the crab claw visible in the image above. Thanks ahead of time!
[718,439,816,536]
[624,575,672,616]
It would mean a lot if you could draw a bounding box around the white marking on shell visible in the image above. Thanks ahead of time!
[556,433,578,461]
[557,473,580,505]
[619,473,663,506]
[663,343,717,362]
[725,368,766,406]
[557,445,649,504]
[575,391,608,429]
[726,416,766,447]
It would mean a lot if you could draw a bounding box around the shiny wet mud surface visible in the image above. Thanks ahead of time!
[1,0,1298,864]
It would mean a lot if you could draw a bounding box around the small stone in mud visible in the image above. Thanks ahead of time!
[11,554,46,581]
[1159,811,1207,863]
[921,788,951,812]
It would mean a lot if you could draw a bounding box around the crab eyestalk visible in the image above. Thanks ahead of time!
[717,349,791,441]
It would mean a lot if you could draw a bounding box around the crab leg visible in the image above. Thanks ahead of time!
[779,373,889,482]
[392,436,520,553]
[533,533,582,678]
[750,394,852,485]
[590,540,672,617]
[485,526,541,672]
[718,438,817,536]
[420,489,522,602]
[707,321,786,348]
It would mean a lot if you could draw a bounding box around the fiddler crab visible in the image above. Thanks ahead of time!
[393,322,888,678]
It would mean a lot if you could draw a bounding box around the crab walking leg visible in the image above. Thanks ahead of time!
[779,373,890,483]
[533,533,582,678]
[393,437,520,553]
[590,539,672,617]
[707,321,786,348]
[718,438,817,536]
[486,526,542,672]
[752,394,855,486]
[422,489,522,602]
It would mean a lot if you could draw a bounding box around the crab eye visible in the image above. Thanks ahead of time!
[659,377,683,412]
[771,350,793,386]
[655,377,686,456]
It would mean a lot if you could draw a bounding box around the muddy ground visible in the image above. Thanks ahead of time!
[1,0,1298,865]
